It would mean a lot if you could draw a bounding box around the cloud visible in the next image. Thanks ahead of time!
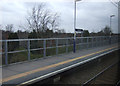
[0,0,118,33]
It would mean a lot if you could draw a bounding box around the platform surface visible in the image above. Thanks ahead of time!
[1,43,119,85]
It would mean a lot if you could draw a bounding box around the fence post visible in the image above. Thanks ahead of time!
[98,37,100,47]
[43,40,46,57]
[102,37,104,46]
[5,40,8,65]
[94,37,95,47]
[95,37,97,47]
[100,37,102,46]
[116,36,117,43]
[81,38,83,49]
[111,36,113,44]
[87,38,89,48]
[97,37,99,47]
[92,37,94,48]
[56,39,58,55]
[66,39,68,53]
[96,37,97,47]
[28,40,30,61]
[114,36,115,44]
[91,37,93,48]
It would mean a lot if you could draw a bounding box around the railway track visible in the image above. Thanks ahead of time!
[83,62,120,85]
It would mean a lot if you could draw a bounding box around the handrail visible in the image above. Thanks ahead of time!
[0,36,116,41]
[0,36,119,65]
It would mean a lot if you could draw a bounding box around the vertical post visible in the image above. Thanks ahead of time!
[106,37,107,45]
[79,38,81,50]
[102,37,104,46]
[5,40,8,65]
[114,36,115,44]
[56,39,58,55]
[105,36,106,45]
[110,16,112,33]
[113,36,114,44]
[97,37,99,47]
[43,40,46,57]
[96,37,97,47]
[106,36,107,45]
[111,36,112,44]
[116,36,117,43]
[98,37,100,46]
[79,38,82,50]
[81,38,83,49]
[66,39,68,53]
[95,37,97,47]
[73,1,76,53]
[94,37,96,47]
[94,37,95,47]
[28,40,30,61]
[92,37,94,48]
[100,37,102,46]
[90,38,92,48]
[99,37,100,46]
[101,36,103,46]
[108,36,110,45]
[97,37,99,46]
[87,38,89,48]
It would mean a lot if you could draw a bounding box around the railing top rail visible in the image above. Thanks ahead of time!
[0,36,117,42]
[0,37,73,42]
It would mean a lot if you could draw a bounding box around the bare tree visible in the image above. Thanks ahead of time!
[50,13,60,32]
[26,3,60,38]
[26,4,50,32]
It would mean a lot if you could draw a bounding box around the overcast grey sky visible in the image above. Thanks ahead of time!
[0,0,118,33]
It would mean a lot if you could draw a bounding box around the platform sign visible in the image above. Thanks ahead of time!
[75,29,83,32]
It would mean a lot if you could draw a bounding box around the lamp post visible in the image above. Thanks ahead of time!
[109,15,115,45]
[110,15,115,36]
[73,0,82,53]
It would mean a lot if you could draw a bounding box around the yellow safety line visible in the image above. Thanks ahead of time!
[0,46,117,83]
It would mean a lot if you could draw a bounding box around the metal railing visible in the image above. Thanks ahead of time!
[0,36,119,66]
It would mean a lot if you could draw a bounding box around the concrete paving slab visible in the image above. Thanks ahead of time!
[2,68,19,78]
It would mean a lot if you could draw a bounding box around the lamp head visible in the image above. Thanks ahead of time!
[110,15,115,17]
[75,0,82,2]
